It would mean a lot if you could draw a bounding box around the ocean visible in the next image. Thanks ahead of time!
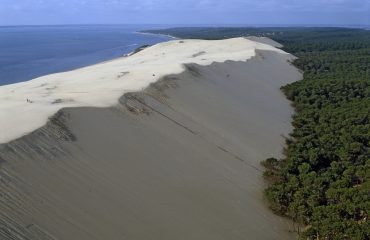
[0,25,171,85]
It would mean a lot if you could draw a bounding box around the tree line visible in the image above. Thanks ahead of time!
[143,27,370,239]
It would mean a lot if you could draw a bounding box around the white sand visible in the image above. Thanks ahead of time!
[0,38,287,144]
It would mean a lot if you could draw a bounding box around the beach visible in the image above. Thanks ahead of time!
[0,25,172,85]
[0,38,302,239]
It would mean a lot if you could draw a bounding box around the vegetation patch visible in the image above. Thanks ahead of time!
[265,30,370,240]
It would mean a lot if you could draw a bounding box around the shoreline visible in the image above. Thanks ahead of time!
[0,26,174,87]
[135,30,179,40]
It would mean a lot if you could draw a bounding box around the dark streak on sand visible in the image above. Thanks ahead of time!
[48,111,77,142]
[0,50,302,240]
[192,51,206,58]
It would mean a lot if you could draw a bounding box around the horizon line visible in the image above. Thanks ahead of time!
[0,23,369,28]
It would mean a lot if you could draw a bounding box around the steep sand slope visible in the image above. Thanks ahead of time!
[0,50,301,239]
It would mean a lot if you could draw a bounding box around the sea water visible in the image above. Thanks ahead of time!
[0,25,171,85]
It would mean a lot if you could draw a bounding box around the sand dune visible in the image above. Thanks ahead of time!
[0,37,285,144]
[0,40,302,239]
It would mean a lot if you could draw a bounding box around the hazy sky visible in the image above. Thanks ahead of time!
[0,0,369,26]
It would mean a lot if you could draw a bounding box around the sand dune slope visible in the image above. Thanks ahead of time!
[0,50,301,240]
